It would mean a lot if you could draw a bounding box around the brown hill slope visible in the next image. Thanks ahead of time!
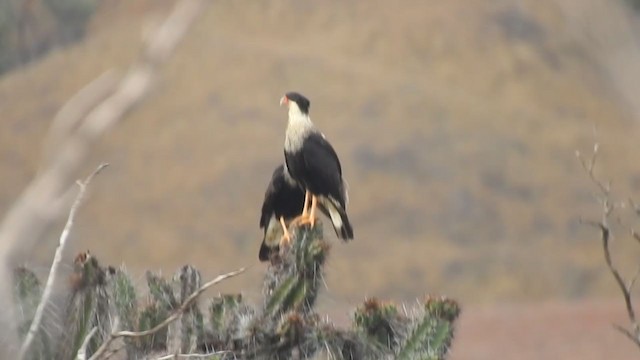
[2,0,640,307]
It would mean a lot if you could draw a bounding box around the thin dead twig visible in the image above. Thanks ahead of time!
[589,221,640,346]
[576,142,611,197]
[76,327,99,360]
[579,142,640,348]
[89,268,246,360]
[19,163,109,360]
[154,351,230,359]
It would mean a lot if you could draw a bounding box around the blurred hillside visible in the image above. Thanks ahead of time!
[0,0,98,75]
[2,0,640,308]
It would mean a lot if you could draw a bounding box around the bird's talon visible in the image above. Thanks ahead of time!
[280,233,292,247]
[297,215,317,228]
[289,214,308,227]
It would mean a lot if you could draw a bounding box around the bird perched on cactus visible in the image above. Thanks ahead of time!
[258,164,306,261]
[280,92,353,241]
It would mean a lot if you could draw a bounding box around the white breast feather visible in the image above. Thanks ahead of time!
[284,103,314,152]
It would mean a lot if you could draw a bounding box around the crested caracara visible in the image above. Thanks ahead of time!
[280,92,354,241]
[258,164,306,261]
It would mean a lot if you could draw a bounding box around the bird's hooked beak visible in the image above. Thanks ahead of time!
[279,95,289,107]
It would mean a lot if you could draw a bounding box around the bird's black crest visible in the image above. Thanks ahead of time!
[285,92,310,114]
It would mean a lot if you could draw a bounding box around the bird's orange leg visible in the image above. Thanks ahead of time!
[279,216,293,246]
[290,190,311,226]
[297,194,318,227]
[301,190,310,217]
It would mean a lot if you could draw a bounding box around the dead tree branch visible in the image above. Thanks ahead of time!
[88,267,246,360]
[154,350,229,360]
[578,143,640,348]
[576,143,611,197]
[19,163,108,360]
[43,71,119,165]
[585,220,640,346]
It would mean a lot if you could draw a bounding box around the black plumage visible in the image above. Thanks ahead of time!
[285,133,346,208]
[281,92,354,240]
[258,164,305,261]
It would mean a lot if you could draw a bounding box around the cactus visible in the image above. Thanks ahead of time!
[55,252,111,359]
[137,302,169,351]
[206,293,249,350]
[14,267,52,359]
[396,296,461,360]
[146,271,178,311]
[13,224,460,359]
[108,267,139,357]
[353,298,402,350]
[175,265,204,353]
[264,224,328,318]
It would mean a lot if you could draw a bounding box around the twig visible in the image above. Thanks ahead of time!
[596,222,637,328]
[43,71,119,164]
[614,324,640,348]
[89,268,246,360]
[576,143,611,196]
[76,327,99,360]
[154,351,230,359]
[19,163,109,360]
[578,142,640,348]
[583,213,640,349]
[94,318,120,360]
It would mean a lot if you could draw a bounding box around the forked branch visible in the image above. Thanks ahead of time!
[578,143,640,348]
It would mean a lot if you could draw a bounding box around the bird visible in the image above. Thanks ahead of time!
[280,91,354,241]
[258,164,306,261]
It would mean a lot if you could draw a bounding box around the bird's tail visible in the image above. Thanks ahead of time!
[259,215,281,262]
[259,240,278,262]
[319,196,354,241]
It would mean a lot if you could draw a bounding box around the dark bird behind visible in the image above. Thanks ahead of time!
[259,164,305,261]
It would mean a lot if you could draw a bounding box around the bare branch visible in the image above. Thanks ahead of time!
[89,268,246,360]
[576,146,611,196]
[76,327,99,360]
[44,71,119,162]
[588,221,640,347]
[614,324,640,348]
[19,163,108,360]
[579,142,640,348]
[598,223,638,330]
[154,351,230,360]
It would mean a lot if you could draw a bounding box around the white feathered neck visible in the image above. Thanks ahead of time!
[284,101,315,152]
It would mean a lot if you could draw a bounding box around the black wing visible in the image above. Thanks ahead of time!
[259,165,286,228]
[302,133,347,208]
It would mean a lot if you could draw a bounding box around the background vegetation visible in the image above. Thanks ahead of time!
[15,225,460,359]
